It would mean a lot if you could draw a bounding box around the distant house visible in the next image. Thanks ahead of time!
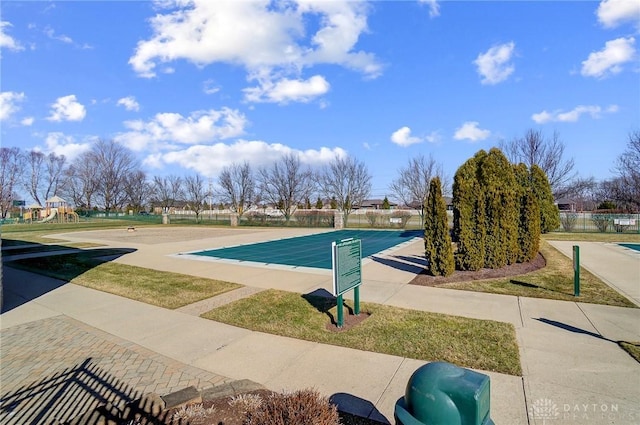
[357,199,398,210]
[404,197,453,211]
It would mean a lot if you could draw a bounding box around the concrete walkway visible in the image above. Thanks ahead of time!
[547,240,640,307]
[2,229,639,424]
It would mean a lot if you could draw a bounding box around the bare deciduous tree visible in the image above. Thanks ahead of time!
[24,151,67,206]
[559,176,597,211]
[63,152,100,211]
[152,175,184,213]
[317,155,371,225]
[258,153,315,222]
[123,170,153,213]
[218,162,254,216]
[184,174,208,222]
[500,129,575,198]
[88,139,139,211]
[389,154,449,223]
[613,130,640,210]
[0,147,24,218]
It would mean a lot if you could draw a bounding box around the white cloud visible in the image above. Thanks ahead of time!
[473,42,516,85]
[44,26,72,44]
[0,21,24,51]
[115,108,247,151]
[453,121,491,142]
[243,75,330,104]
[419,0,440,18]
[390,126,422,147]
[21,116,34,126]
[47,95,86,122]
[203,79,220,95]
[597,0,640,28]
[128,0,380,101]
[531,104,619,123]
[117,96,140,111]
[581,37,636,78]
[0,91,25,121]
[43,132,91,161]
[147,139,346,177]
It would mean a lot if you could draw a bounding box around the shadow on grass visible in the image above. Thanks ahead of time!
[2,243,135,314]
[510,279,571,296]
[301,289,354,326]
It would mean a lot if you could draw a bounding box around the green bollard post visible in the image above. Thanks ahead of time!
[573,245,580,297]
[354,286,360,316]
[337,294,344,328]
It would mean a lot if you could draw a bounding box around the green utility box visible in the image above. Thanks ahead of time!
[394,362,494,425]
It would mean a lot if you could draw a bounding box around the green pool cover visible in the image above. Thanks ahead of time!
[193,229,423,269]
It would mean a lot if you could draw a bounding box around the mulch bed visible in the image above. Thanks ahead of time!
[409,253,546,286]
[162,389,385,425]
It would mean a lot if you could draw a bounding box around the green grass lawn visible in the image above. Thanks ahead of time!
[618,341,640,363]
[544,232,640,243]
[202,289,522,376]
[8,250,241,309]
[439,240,636,308]
[0,220,159,244]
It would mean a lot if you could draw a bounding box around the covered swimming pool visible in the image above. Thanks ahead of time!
[618,243,640,252]
[192,229,423,269]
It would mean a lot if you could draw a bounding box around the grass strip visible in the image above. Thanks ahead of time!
[440,241,636,308]
[544,233,640,243]
[8,250,241,309]
[1,241,102,254]
[202,289,522,376]
[618,341,640,363]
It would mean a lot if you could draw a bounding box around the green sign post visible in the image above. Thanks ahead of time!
[573,245,580,297]
[332,238,362,328]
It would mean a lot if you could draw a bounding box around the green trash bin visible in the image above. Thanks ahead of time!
[395,362,494,425]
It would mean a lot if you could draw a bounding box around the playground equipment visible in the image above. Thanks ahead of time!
[39,209,58,223]
[35,196,79,224]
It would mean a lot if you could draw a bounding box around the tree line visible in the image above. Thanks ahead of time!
[1,129,638,220]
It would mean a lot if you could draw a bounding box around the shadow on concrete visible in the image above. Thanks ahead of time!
[330,392,390,424]
[302,289,355,326]
[1,243,135,314]
[535,318,614,343]
[370,255,426,274]
[0,357,172,425]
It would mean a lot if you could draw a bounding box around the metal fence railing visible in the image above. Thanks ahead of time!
[558,212,640,233]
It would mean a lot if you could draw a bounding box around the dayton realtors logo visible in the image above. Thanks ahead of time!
[529,398,636,423]
[529,398,560,424]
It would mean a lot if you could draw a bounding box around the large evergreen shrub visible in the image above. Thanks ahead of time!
[453,151,486,271]
[424,177,455,276]
[479,148,519,268]
[530,165,560,233]
[513,163,541,262]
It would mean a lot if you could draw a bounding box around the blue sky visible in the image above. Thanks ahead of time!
[1,0,638,199]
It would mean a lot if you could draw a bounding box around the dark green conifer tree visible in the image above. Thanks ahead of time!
[452,151,486,271]
[513,163,541,262]
[530,165,560,233]
[478,148,519,268]
[424,177,455,276]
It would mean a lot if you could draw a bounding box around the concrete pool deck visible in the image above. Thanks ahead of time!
[2,227,640,424]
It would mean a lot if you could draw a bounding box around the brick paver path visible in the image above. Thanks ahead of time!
[0,315,231,425]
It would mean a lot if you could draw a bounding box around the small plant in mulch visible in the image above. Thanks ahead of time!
[163,388,384,425]
[242,389,339,425]
[171,403,217,423]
